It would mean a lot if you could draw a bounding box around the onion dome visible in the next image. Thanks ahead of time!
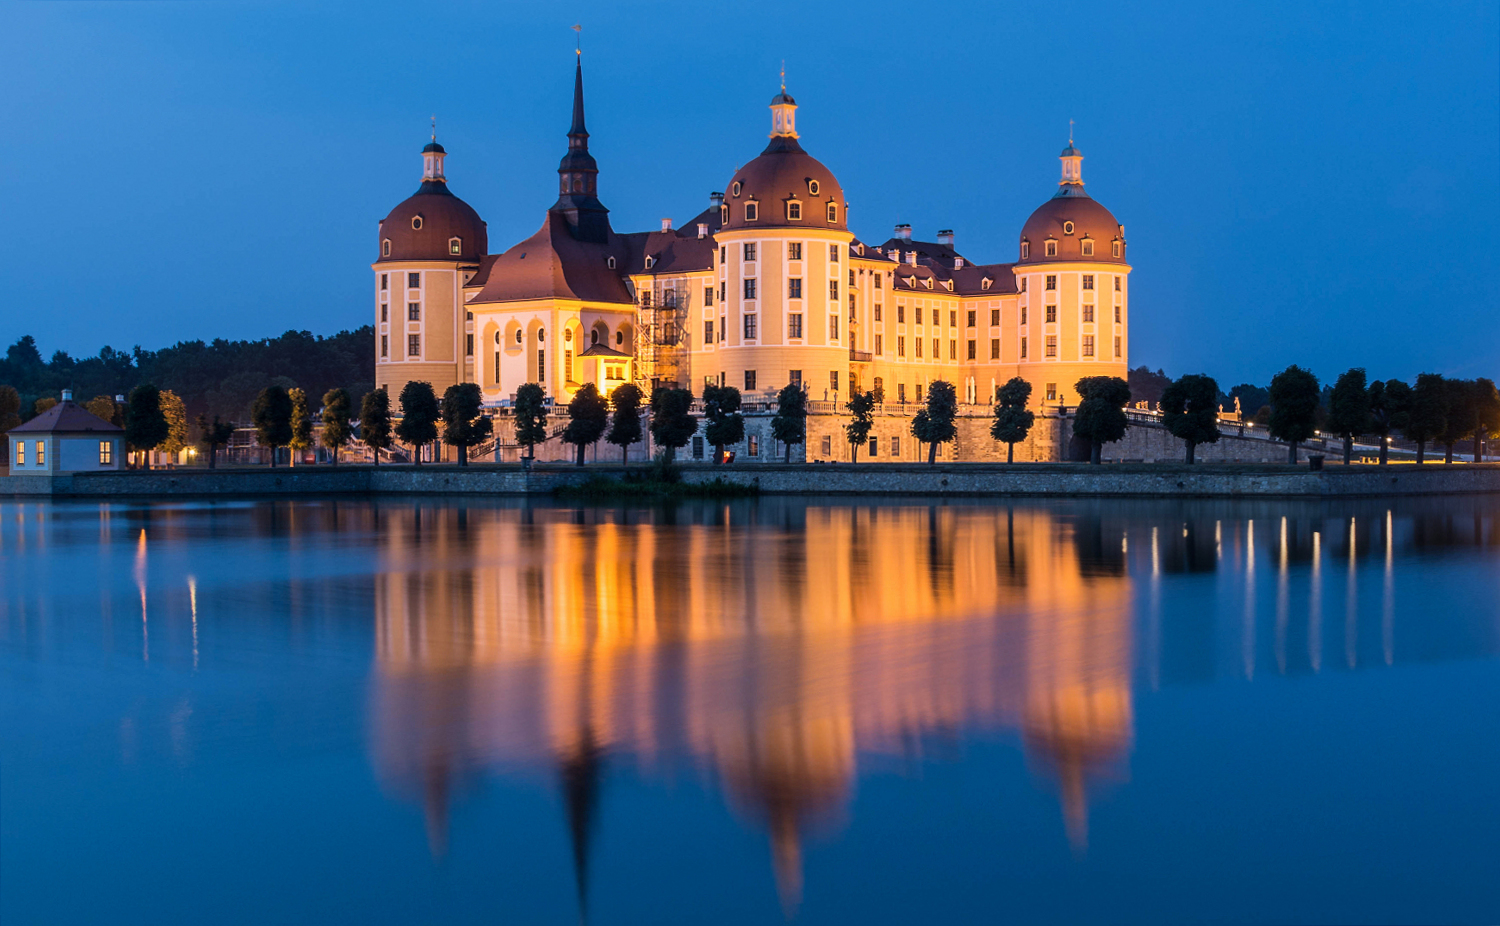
[377,137,487,263]
[1017,142,1126,265]
[722,89,847,232]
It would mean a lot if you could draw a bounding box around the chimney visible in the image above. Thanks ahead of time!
[937,229,954,246]
[709,191,725,209]
[697,222,709,239]
[62,389,73,402]
[661,218,673,232]
[895,223,912,240]
[906,251,917,266]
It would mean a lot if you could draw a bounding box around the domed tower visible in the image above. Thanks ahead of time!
[707,86,854,403]
[373,134,488,405]
[1013,140,1129,408]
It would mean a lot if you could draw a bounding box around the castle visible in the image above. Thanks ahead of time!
[371,57,1130,462]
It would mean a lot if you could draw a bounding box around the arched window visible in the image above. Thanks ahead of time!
[515,329,523,344]
[538,328,545,343]
[591,329,599,345]
[382,239,391,257]
[1020,240,1029,260]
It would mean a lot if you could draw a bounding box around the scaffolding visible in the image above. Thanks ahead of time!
[634,279,690,392]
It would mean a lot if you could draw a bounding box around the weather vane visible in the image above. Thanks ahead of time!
[431,114,436,141]
[572,23,581,55]
[1069,118,1075,144]
[780,60,786,91]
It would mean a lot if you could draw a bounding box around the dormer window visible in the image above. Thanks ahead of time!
[1020,239,1030,260]
[731,181,743,197]
[942,279,953,291]
[1044,239,1058,257]
[786,199,802,221]
[1112,239,1122,258]
[1062,221,1074,235]
[1081,238,1094,257]
[720,205,728,224]
[808,179,820,195]
[744,201,758,221]
[381,239,391,257]
[607,256,616,269]
[449,237,462,255]
[411,215,423,230]
[981,277,993,291]
[922,277,933,290]
[826,202,839,223]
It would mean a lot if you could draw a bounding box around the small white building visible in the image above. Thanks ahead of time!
[7,391,124,474]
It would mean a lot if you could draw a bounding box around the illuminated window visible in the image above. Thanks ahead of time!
[749,434,760,456]
[14,442,23,466]
[99,441,113,465]
[449,237,462,255]
[35,441,43,466]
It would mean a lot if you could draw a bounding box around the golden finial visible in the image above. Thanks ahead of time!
[430,114,436,141]
[1069,118,1075,145]
[780,60,786,92]
[572,23,581,55]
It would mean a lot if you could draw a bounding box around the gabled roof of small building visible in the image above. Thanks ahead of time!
[9,401,122,434]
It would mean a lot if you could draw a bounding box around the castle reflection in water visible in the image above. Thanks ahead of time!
[362,497,1491,911]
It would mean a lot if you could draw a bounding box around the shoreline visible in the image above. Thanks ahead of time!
[7,461,1500,499]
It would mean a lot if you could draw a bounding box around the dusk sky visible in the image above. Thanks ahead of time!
[2,1,1495,387]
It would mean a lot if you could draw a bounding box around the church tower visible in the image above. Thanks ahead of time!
[551,56,611,243]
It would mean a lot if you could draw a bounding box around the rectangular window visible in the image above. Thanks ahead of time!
[1046,304,1057,323]
[719,282,726,302]
[822,434,833,456]
[898,383,907,403]
[381,273,388,291]
[720,316,726,341]
[564,348,573,381]
[1046,383,1057,402]
[1115,336,1122,358]
[1021,336,1028,359]
[408,334,421,357]
[916,384,924,402]
[705,320,714,344]
[720,245,727,264]
[381,304,388,322]
[914,306,923,326]
[830,371,840,392]
[1114,305,1122,323]
[789,314,803,339]
[15,442,23,465]
[744,202,758,221]
[1045,335,1057,358]
[991,308,1000,326]
[1083,335,1095,357]
[35,441,43,466]
[705,286,714,307]
[967,340,976,360]
[950,311,958,328]
[744,279,757,299]
[693,436,705,459]
[745,370,757,391]
[537,348,546,383]
[494,352,500,384]
[897,336,906,357]
[950,340,958,360]
[849,269,855,286]
[790,369,802,386]
[408,303,420,321]
[874,304,883,322]
[787,201,802,220]
[892,435,900,456]
[1045,275,1057,291]
[1020,306,1028,325]
[875,334,883,355]
[829,280,839,301]
[1114,275,1122,291]
[744,243,757,261]
[1083,274,1094,290]
[990,338,1000,360]
[1021,278,1028,292]
[1081,240,1094,257]
[381,335,388,357]
[897,305,905,324]
[788,278,803,299]
[933,339,940,360]
[1045,241,1057,257]
[99,440,112,465]
[1083,304,1095,323]
[744,314,757,339]
[874,272,883,290]
[748,434,759,457]
[467,333,474,356]
[788,242,802,260]
[408,272,420,288]
[1113,241,1122,258]
[968,310,976,328]
[869,437,878,457]
[830,314,839,340]
[829,244,839,262]
[916,337,923,358]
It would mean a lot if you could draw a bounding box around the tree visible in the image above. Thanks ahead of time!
[1469,378,1500,463]
[1160,374,1221,464]
[513,382,550,461]
[1368,379,1412,465]
[1324,368,1372,465]
[251,384,293,467]
[195,413,236,469]
[990,377,1034,463]
[321,388,352,464]
[1072,376,1132,464]
[156,389,189,459]
[442,382,494,467]
[1404,373,1447,464]
[648,387,697,463]
[844,389,876,460]
[0,386,21,438]
[1436,378,1473,465]
[396,381,440,464]
[911,380,959,464]
[125,383,171,467]
[559,383,609,466]
[771,382,808,463]
[85,394,122,426]
[287,388,314,466]
[360,388,394,465]
[1268,365,1320,464]
[702,383,745,463]
[605,383,644,463]
[1228,383,1270,421]
[34,397,58,417]
[1126,366,1172,408]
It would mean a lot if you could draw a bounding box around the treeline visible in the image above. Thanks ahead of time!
[0,328,374,424]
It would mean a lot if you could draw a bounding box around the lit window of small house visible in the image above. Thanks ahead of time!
[99,441,113,465]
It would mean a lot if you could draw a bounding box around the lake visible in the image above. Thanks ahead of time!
[1,496,1496,924]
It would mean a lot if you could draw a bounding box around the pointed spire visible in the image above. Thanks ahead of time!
[552,45,609,241]
[569,59,588,139]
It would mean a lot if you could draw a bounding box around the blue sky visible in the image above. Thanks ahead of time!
[1,0,1495,387]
